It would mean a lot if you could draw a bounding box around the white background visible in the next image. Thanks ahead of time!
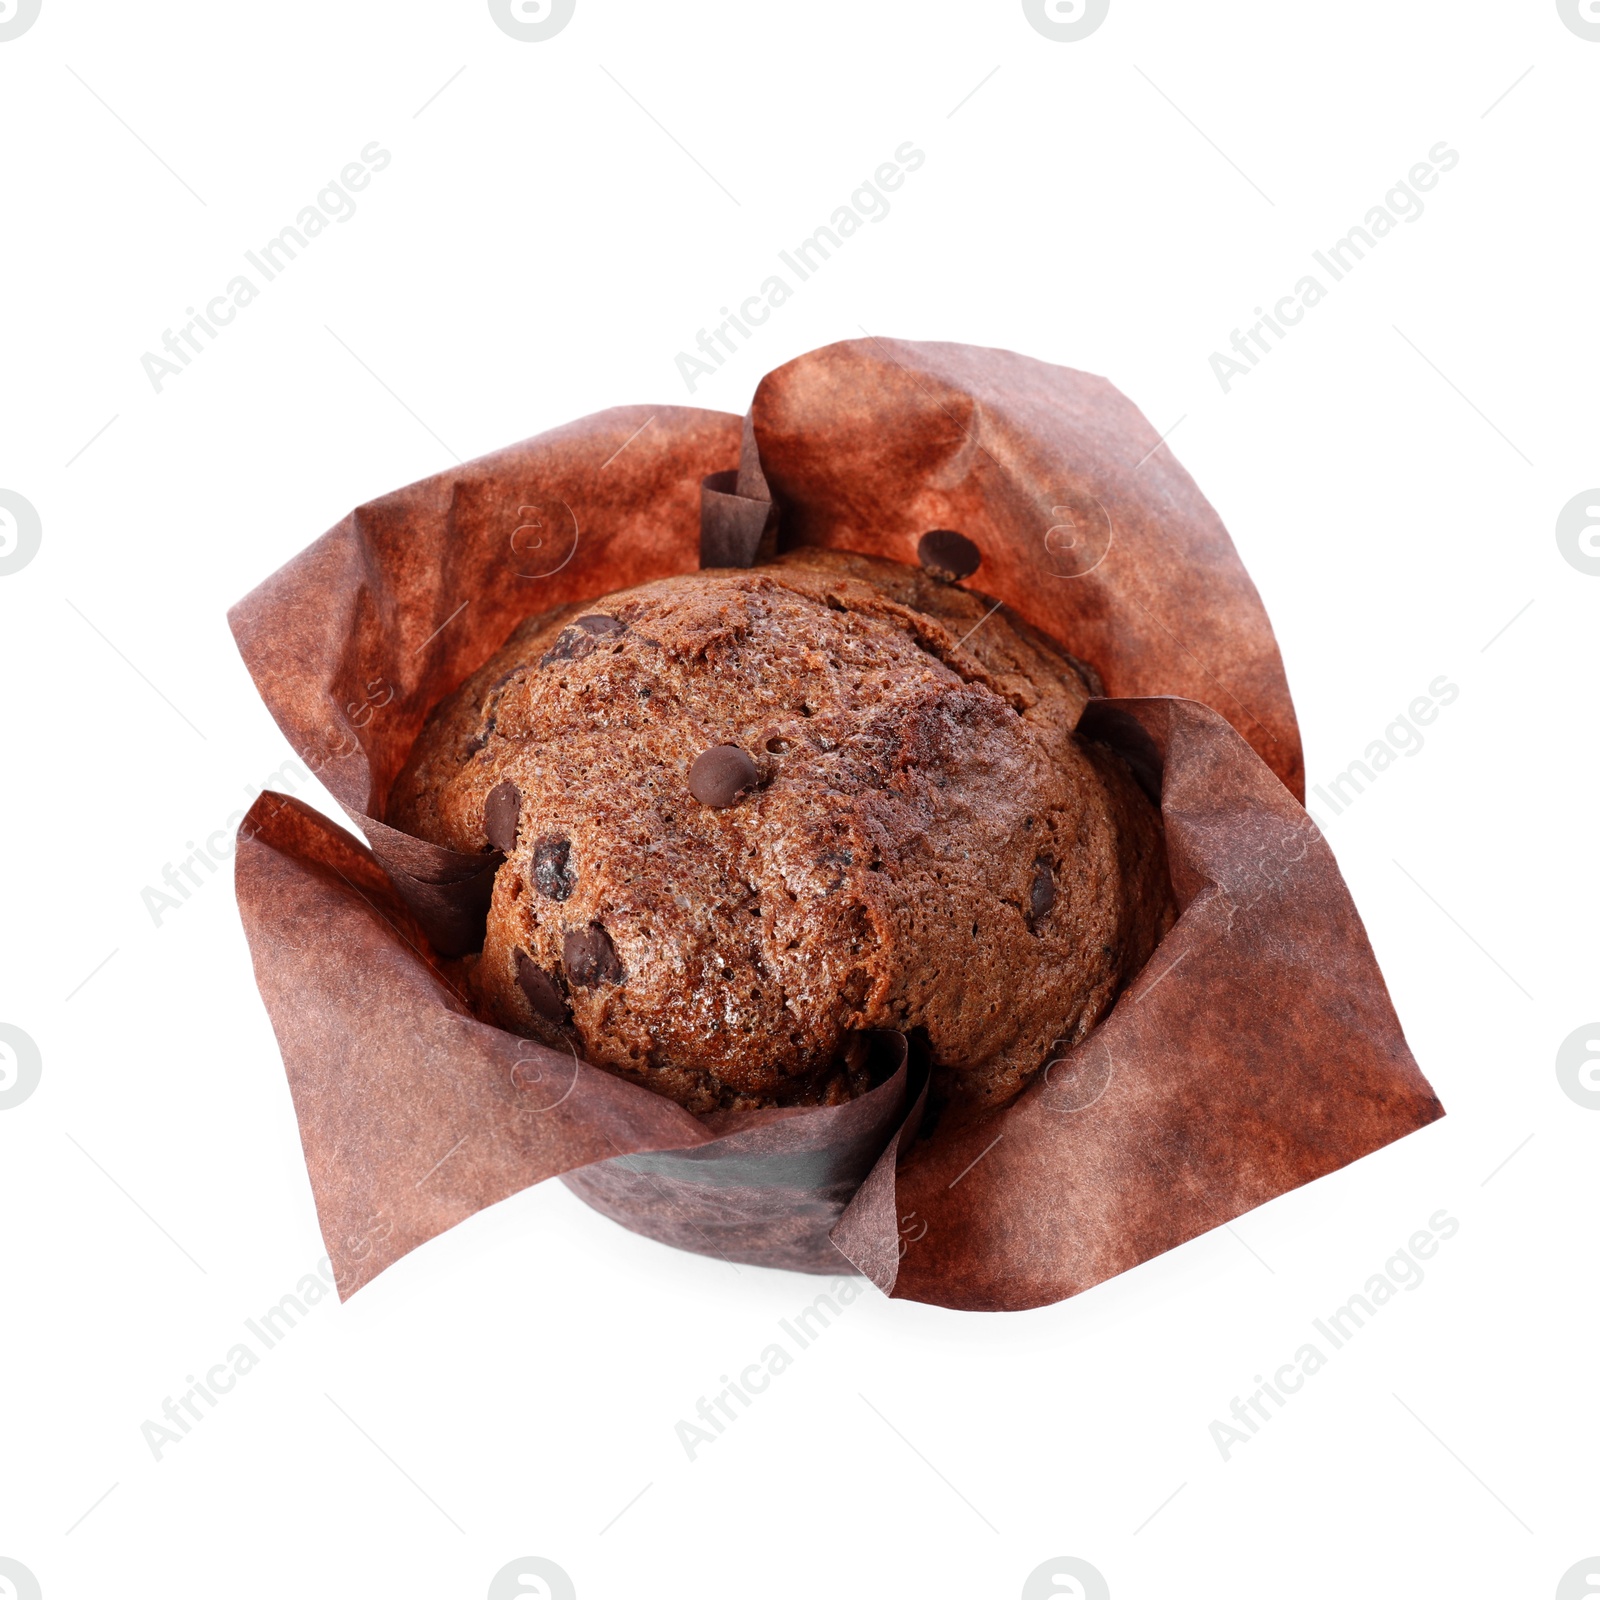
[2,2,1596,1597]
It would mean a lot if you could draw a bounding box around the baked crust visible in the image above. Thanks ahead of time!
[388,549,1174,1117]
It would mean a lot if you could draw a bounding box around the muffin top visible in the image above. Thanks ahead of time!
[388,548,1172,1118]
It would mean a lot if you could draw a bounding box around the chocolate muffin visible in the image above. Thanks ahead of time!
[388,549,1175,1119]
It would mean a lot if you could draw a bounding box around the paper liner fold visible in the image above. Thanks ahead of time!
[562,1033,909,1276]
[231,404,740,954]
[699,414,777,568]
[750,338,1304,797]
[235,696,1440,1306]
[828,697,1444,1311]
[229,338,1438,1309]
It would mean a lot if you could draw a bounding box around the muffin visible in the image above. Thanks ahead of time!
[388,548,1174,1119]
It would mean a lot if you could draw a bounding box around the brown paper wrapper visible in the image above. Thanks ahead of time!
[230,338,1440,1307]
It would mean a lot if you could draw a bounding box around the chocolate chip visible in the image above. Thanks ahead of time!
[541,631,593,667]
[540,613,625,667]
[818,848,853,894]
[516,950,571,1023]
[688,745,760,809]
[483,781,521,853]
[563,923,622,987]
[917,528,982,582]
[532,835,576,901]
[1029,859,1056,925]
